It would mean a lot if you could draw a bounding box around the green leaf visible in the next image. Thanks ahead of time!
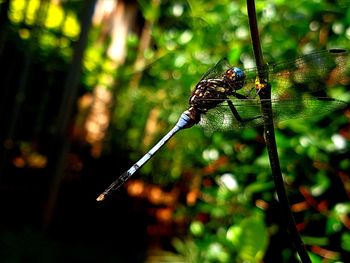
[237,212,269,262]
[226,225,242,247]
[341,232,350,252]
[189,221,205,237]
[308,252,323,263]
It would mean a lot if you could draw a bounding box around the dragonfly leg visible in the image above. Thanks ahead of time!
[226,99,261,124]
[232,92,248,100]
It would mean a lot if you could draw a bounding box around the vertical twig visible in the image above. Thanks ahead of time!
[246,1,311,262]
[43,0,97,228]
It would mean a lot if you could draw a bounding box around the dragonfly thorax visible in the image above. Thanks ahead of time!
[188,67,246,115]
[189,79,231,113]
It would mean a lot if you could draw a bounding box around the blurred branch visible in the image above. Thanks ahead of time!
[44,0,97,229]
[0,0,10,55]
[129,0,160,90]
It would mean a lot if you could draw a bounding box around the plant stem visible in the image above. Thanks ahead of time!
[246,1,311,262]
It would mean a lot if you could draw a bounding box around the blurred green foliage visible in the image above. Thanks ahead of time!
[8,0,80,61]
[112,1,350,262]
[4,0,350,262]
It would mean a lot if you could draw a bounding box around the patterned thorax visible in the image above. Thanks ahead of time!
[189,79,228,113]
[189,67,246,114]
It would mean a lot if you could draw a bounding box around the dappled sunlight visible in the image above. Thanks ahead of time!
[186,189,199,206]
[0,0,350,262]
[143,108,161,148]
[127,179,145,196]
[126,180,179,207]
[155,207,173,224]
[12,142,47,169]
[9,0,80,39]
[84,85,112,157]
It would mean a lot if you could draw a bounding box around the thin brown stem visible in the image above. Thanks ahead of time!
[246,1,311,262]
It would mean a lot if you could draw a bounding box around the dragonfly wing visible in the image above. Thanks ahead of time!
[270,97,347,124]
[269,49,349,96]
[198,97,347,131]
[195,49,349,103]
[235,49,349,99]
[199,99,265,131]
[200,57,231,80]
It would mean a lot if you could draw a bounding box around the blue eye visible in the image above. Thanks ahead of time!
[225,67,245,81]
[224,67,245,90]
[232,67,245,80]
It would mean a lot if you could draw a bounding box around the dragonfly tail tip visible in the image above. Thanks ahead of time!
[96,193,105,202]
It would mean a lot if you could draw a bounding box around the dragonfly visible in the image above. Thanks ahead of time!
[97,48,349,201]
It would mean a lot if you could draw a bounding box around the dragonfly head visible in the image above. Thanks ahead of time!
[224,67,245,90]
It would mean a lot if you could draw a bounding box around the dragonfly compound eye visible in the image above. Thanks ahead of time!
[224,67,245,90]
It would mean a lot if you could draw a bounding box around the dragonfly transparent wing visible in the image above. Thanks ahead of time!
[199,57,231,81]
[198,49,349,100]
[239,49,349,99]
[199,97,347,131]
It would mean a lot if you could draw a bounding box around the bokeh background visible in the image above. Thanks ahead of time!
[0,0,350,262]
